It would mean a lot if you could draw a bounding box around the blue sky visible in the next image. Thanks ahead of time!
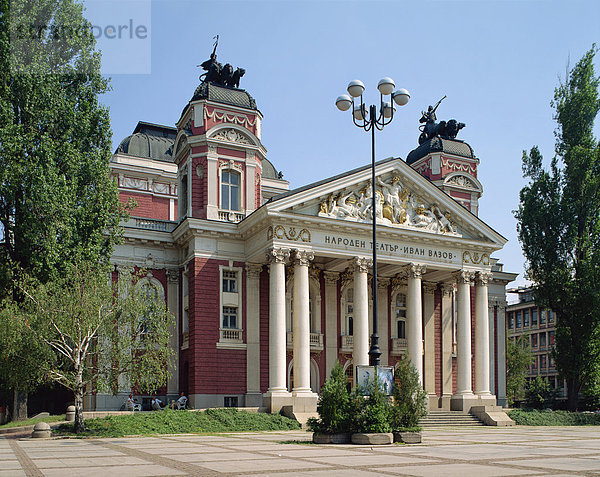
[85,0,600,286]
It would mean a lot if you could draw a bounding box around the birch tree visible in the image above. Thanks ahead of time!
[2,263,173,433]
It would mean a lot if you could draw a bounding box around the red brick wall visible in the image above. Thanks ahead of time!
[471,286,476,391]
[259,268,270,392]
[191,156,207,219]
[119,191,170,220]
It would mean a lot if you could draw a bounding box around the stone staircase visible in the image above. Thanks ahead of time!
[419,410,484,428]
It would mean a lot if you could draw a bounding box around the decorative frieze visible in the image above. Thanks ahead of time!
[267,225,311,243]
[212,128,252,145]
[463,250,490,266]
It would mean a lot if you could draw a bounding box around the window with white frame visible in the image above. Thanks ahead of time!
[136,279,164,342]
[345,287,354,336]
[394,292,407,339]
[222,270,237,293]
[221,170,240,211]
[222,306,238,329]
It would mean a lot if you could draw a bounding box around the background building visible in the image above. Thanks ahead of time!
[506,287,566,401]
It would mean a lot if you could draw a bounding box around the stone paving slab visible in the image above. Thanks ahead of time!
[2,426,600,476]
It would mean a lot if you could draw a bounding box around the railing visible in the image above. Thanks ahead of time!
[341,335,353,351]
[126,217,177,232]
[218,210,246,223]
[286,332,324,350]
[220,328,243,342]
[391,338,408,354]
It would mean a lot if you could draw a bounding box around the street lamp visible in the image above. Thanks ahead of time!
[336,78,410,366]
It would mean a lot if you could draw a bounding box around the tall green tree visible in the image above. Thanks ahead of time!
[0,0,127,418]
[515,46,600,411]
[1,264,174,433]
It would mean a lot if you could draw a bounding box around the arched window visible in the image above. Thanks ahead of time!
[221,170,240,211]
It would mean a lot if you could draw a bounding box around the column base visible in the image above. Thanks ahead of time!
[263,390,293,414]
[291,390,318,413]
[245,392,263,408]
[440,394,452,411]
[427,394,439,410]
[451,393,497,412]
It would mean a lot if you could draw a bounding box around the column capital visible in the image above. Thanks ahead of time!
[441,282,455,296]
[377,277,391,288]
[266,247,290,264]
[405,263,426,279]
[452,269,474,285]
[291,249,314,266]
[353,257,372,274]
[422,281,438,295]
[166,269,179,283]
[474,271,493,286]
[323,271,340,286]
[246,263,263,279]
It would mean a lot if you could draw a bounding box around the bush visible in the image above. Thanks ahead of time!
[525,376,555,409]
[307,362,351,434]
[390,358,427,430]
[508,408,600,426]
[351,377,392,433]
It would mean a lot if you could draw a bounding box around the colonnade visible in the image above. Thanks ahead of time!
[263,247,495,412]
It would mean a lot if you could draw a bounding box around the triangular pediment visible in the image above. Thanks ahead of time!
[265,157,506,247]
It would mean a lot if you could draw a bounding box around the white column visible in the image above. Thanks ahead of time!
[454,270,474,395]
[423,282,437,398]
[475,272,492,395]
[377,278,390,366]
[245,263,263,406]
[407,263,425,384]
[496,301,508,406]
[292,249,314,396]
[441,283,454,406]
[353,257,371,368]
[324,271,340,378]
[266,248,290,395]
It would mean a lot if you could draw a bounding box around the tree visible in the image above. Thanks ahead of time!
[390,358,428,430]
[506,337,533,406]
[0,0,128,417]
[307,362,352,434]
[0,263,174,433]
[515,46,600,411]
[525,376,555,409]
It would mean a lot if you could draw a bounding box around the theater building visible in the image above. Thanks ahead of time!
[104,71,517,414]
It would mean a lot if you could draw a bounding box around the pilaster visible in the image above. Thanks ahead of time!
[423,281,437,406]
[324,271,340,378]
[245,263,263,406]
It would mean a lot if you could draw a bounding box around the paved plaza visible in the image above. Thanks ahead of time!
[2,426,600,476]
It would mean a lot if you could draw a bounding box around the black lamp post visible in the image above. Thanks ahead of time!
[336,79,410,366]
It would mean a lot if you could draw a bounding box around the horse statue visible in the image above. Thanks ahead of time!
[197,36,247,89]
[418,96,466,144]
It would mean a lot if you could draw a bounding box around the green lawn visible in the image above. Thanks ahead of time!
[0,414,66,429]
[508,409,600,426]
[55,408,300,437]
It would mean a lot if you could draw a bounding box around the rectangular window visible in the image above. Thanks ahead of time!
[523,309,530,327]
[540,310,547,325]
[532,334,538,348]
[540,355,547,368]
[222,270,237,293]
[223,306,238,329]
[221,170,240,211]
[508,312,514,329]
[532,308,538,326]
[548,310,555,323]
[397,320,406,339]
[224,396,238,407]
[540,332,547,348]
[516,311,522,328]
[549,331,555,345]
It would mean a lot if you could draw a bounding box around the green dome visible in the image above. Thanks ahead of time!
[116,122,177,162]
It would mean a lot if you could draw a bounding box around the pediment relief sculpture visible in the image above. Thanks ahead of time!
[317,174,460,235]
[211,128,251,145]
[446,174,477,190]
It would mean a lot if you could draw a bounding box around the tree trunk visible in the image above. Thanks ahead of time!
[567,377,579,412]
[73,365,86,433]
[12,388,27,421]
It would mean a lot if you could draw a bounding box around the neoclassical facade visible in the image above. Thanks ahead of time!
[104,77,516,413]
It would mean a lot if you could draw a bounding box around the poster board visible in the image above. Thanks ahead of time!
[356,365,394,395]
